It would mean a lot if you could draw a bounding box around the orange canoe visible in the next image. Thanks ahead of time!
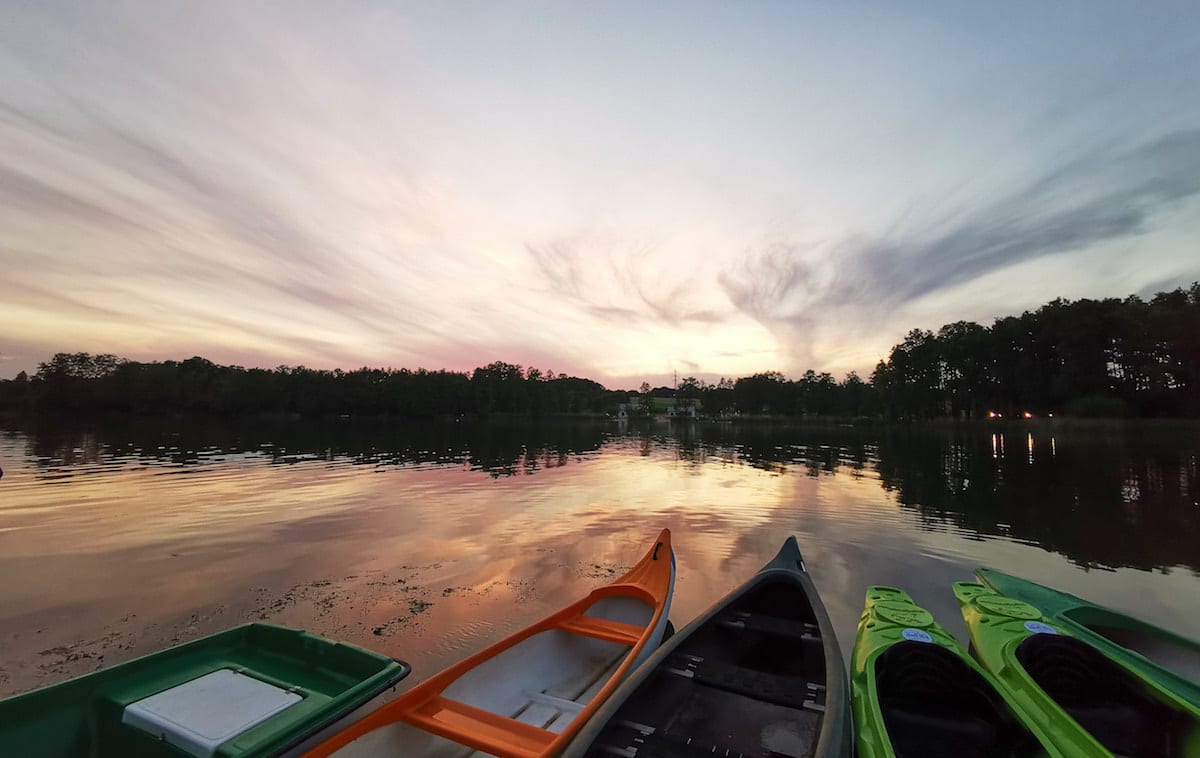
[304,529,674,758]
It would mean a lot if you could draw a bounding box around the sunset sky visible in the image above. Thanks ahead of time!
[2,2,1199,388]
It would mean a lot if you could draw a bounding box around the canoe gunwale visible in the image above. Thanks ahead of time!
[560,537,852,758]
[303,528,675,758]
[276,665,411,757]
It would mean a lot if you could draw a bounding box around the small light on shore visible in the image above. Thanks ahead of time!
[1023,411,1033,419]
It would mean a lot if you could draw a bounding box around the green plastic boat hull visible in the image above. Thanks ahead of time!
[0,623,409,757]
[977,568,1200,708]
[851,586,1062,758]
[955,582,1200,757]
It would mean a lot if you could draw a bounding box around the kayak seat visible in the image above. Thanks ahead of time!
[875,642,1045,758]
[556,615,645,647]
[879,707,996,758]
[403,696,557,758]
[1016,634,1196,758]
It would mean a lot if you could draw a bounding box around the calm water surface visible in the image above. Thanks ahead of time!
[0,417,1197,697]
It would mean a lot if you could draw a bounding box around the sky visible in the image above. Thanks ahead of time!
[2,2,1199,388]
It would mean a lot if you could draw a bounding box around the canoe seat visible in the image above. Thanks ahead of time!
[556,615,644,647]
[717,612,818,642]
[688,658,824,711]
[403,696,557,758]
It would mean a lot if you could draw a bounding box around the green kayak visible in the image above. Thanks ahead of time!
[0,623,409,758]
[955,582,1200,757]
[851,586,1063,758]
[977,568,1200,708]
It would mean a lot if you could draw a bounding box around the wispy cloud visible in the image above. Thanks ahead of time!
[722,130,1200,340]
[1,2,1198,383]
[526,236,732,327]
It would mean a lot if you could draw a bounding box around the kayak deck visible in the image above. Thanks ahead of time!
[976,568,1200,706]
[955,581,1200,758]
[852,586,1054,758]
[0,624,408,758]
[576,576,832,757]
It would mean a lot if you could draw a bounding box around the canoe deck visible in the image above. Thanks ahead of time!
[311,529,676,758]
[578,577,831,758]
[406,652,627,758]
[328,605,648,757]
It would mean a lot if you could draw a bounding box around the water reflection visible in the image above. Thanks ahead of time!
[4,417,1197,573]
[1,417,1197,699]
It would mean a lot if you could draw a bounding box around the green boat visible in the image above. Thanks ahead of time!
[977,568,1200,708]
[851,585,1063,758]
[954,582,1200,757]
[0,623,409,758]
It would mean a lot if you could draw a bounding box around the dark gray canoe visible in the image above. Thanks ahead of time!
[561,536,852,758]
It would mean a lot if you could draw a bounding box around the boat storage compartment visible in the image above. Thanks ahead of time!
[122,669,303,758]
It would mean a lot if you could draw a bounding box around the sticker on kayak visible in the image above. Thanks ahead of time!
[1024,621,1058,635]
[901,628,934,643]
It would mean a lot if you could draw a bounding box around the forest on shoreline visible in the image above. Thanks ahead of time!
[2,282,1198,419]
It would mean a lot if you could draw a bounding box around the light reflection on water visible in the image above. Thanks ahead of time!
[0,418,1197,697]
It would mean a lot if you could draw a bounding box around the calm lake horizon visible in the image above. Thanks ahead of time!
[1,415,1197,699]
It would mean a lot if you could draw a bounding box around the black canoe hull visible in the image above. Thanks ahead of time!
[562,536,852,758]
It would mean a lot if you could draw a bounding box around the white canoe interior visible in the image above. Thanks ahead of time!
[333,594,667,757]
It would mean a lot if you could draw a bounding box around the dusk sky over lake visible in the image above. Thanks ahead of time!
[2,2,1199,388]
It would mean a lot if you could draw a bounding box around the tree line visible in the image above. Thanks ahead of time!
[1,282,1196,419]
[0,357,616,417]
[871,282,1200,419]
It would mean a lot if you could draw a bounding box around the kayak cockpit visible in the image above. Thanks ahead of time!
[873,641,1046,758]
[578,576,830,758]
[1059,607,1200,684]
[1015,633,1200,758]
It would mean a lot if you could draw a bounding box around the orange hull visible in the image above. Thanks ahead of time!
[304,529,674,758]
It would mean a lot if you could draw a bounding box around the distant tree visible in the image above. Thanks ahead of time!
[677,376,702,401]
[733,371,786,414]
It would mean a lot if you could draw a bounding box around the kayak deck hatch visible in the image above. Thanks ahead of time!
[1015,633,1196,757]
[873,641,1046,758]
[578,578,831,758]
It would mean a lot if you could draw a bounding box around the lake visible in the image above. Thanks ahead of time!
[1,416,1197,698]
